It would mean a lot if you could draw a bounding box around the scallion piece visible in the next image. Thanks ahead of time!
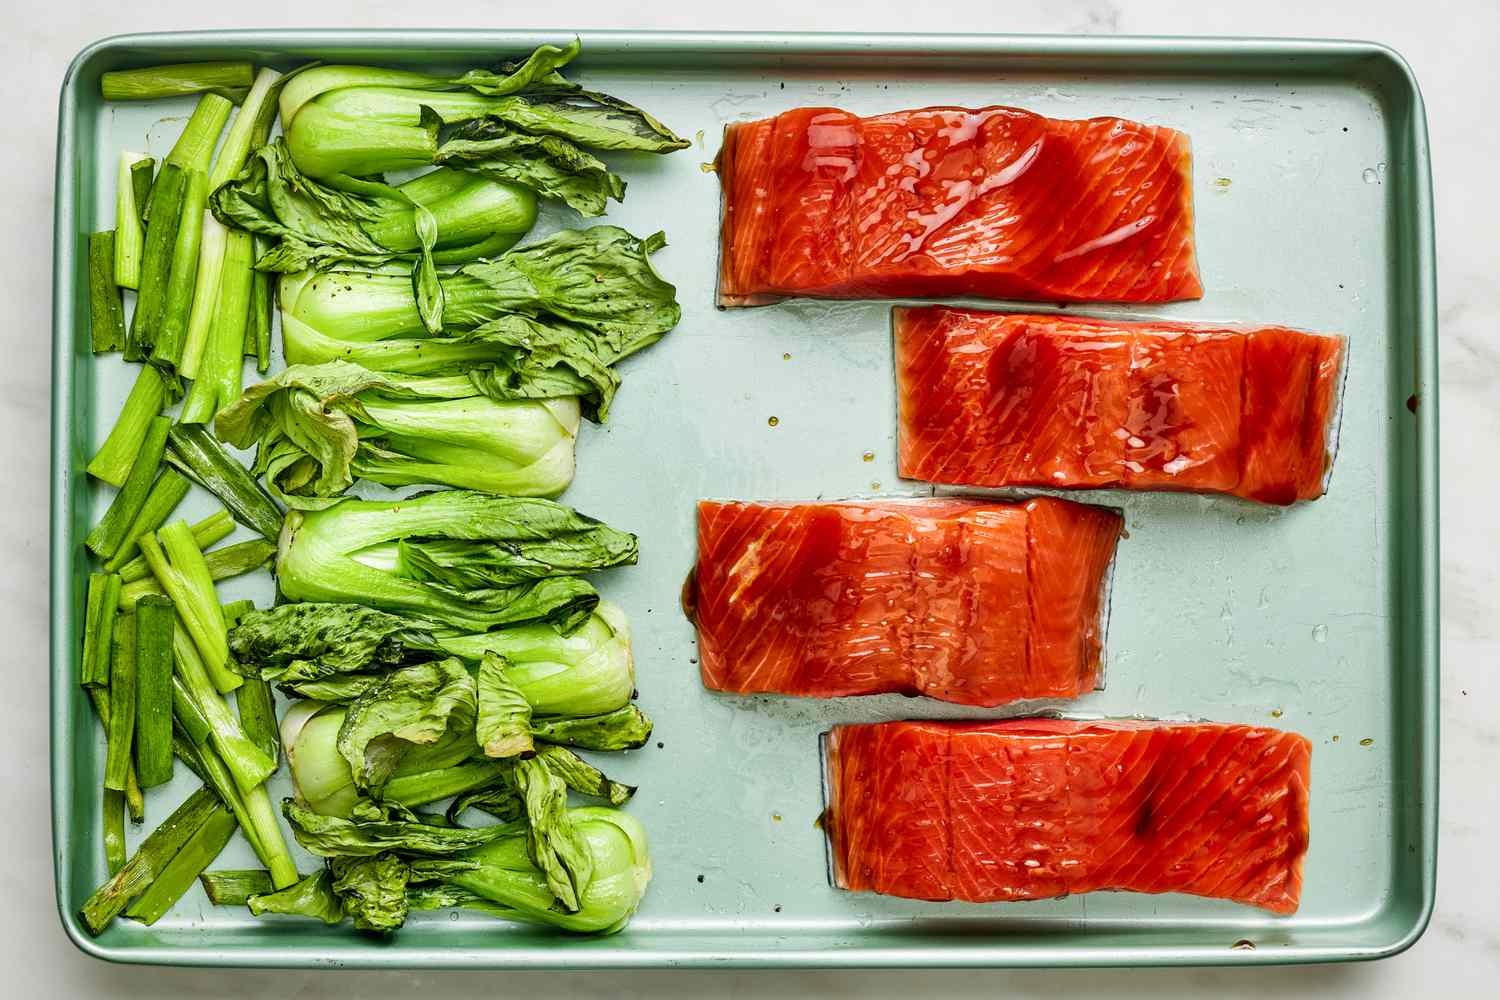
[198,869,275,905]
[164,424,283,541]
[87,365,167,487]
[103,611,139,794]
[84,415,170,560]
[79,785,220,935]
[103,788,126,875]
[124,802,237,925]
[150,167,208,369]
[114,153,150,289]
[138,525,238,692]
[120,538,275,611]
[102,468,190,573]
[88,231,126,352]
[101,62,254,103]
[80,572,121,691]
[133,595,176,788]
[118,508,233,583]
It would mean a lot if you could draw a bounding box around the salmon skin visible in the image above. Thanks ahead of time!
[824,719,1311,913]
[896,307,1348,505]
[690,497,1122,706]
[716,105,1201,307]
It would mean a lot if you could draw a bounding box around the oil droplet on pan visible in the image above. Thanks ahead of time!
[772,812,783,822]
[1214,177,1232,190]
[1362,167,1378,184]
[1331,735,1340,743]
[863,451,875,462]
[1231,939,1256,951]
[1360,737,1374,747]
[870,481,882,490]
[783,352,792,361]
[1270,708,1283,718]
[1312,624,1328,643]
[767,416,779,427]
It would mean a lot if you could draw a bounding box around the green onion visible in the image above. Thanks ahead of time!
[164,424,283,540]
[133,595,175,788]
[247,240,272,373]
[139,525,237,691]
[198,869,275,905]
[124,802,237,925]
[130,156,155,229]
[150,168,207,369]
[172,675,212,746]
[120,538,275,611]
[87,680,145,823]
[101,62,254,103]
[125,162,184,361]
[80,572,121,690]
[88,231,126,352]
[103,788,126,875]
[169,619,273,794]
[87,365,166,487]
[381,760,510,808]
[114,153,150,289]
[84,415,170,560]
[103,611,138,794]
[208,68,282,191]
[79,785,220,935]
[118,508,233,583]
[179,213,226,379]
[102,468,190,573]
[179,229,252,424]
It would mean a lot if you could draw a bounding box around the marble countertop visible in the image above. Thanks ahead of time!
[7,1,1492,995]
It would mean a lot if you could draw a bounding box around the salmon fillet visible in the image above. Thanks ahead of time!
[825,719,1311,913]
[689,497,1122,706]
[716,106,1201,307]
[896,307,1347,504]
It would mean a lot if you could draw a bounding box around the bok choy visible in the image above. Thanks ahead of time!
[274,491,637,631]
[214,361,579,506]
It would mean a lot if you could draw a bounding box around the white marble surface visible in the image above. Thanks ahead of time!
[6,0,1493,994]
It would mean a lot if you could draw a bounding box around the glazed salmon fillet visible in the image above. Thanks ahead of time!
[895,308,1347,505]
[824,719,1311,913]
[689,497,1122,706]
[716,106,1201,306]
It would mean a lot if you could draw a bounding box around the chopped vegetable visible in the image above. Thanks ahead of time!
[85,416,170,560]
[275,492,637,632]
[138,525,237,691]
[103,607,139,793]
[215,362,580,505]
[100,62,254,102]
[168,618,273,795]
[79,786,221,935]
[124,803,237,924]
[118,509,234,583]
[198,868,276,905]
[164,424,284,541]
[435,119,624,217]
[87,366,167,487]
[133,595,176,788]
[114,153,151,289]
[88,231,126,352]
[149,168,208,369]
[120,538,275,611]
[80,572,122,691]
[529,704,653,752]
[102,467,190,573]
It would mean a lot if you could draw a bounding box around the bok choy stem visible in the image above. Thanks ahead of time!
[101,62,254,103]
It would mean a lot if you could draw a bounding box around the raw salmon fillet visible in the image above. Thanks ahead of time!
[896,308,1347,505]
[716,106,1201,306]
[824,719,1311,913]
[689,497,1122,706]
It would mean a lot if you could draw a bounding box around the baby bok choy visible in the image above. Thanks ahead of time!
[241,800,650,934]
[214,361,579,506]
[274,492,637,632]
[277,39,686,193]
[229,600,634,716]
[210,138,538,276]
[278,225,679,416]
